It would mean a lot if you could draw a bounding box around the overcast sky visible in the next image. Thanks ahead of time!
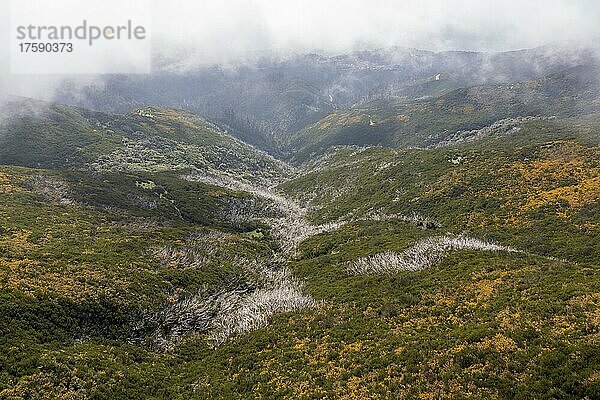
[2,0,600,100]
[151,0,600,61]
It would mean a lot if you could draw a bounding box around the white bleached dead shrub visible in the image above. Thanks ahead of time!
[208,268,315,347]
[186,171,342,255]
[432,116,546,148]
[152,230,232,269]
[132,285,254,350]
[133,258,316,350]
[349,236,518,275]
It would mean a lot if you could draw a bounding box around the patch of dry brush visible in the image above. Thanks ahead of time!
[349,236,517,275]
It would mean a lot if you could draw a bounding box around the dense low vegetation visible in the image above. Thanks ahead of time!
[282,117,600,265]
[1,64,599,398]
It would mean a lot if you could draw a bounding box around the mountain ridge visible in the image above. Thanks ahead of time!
[53,44,600,153]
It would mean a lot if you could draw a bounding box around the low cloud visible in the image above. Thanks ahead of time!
[2,0,600,101]
[151,0,600,66]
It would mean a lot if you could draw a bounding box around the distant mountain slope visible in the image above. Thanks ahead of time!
[287,65,600,162]
[54,44,599,152]
[0,99,121,169]
[0,99,292,187]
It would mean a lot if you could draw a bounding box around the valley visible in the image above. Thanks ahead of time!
[1,47,599,399]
